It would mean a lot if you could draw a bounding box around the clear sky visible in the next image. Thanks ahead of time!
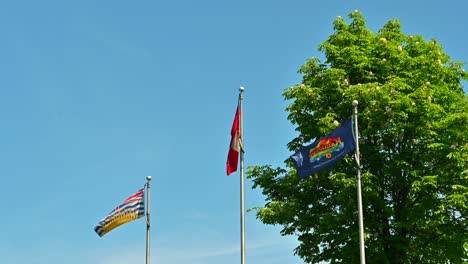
[0,1,467,263]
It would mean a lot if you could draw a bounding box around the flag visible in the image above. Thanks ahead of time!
[290,118,356,180]
[94,188,145,237]
[227,103,241,175]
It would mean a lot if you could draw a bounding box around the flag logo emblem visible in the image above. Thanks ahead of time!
[309,137,344,162]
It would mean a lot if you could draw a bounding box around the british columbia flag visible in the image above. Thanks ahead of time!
[94,188,145,237]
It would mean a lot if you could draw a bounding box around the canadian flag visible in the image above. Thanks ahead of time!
[227,104,242,175]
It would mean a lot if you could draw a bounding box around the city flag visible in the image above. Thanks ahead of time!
[290,118,356,180]
[227,103,241,175]
[94,188,145,237]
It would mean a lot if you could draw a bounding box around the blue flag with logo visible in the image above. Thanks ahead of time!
[290,118,356,180]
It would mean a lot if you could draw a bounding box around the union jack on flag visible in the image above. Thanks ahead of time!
[94,188,145,237]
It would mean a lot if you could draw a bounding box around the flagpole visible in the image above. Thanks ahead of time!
[146,175,152,264]
[238,86,246,264]
[352,100,366,264]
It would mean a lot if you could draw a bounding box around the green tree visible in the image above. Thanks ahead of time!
[248,11,468,264]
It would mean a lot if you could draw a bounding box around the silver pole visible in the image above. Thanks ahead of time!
[352,100,366,264]
[146,176,152,264]
[239,86,246,264]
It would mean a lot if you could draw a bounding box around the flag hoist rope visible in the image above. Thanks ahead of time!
[353,100,366,264]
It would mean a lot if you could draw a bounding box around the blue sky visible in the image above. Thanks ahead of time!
[0,1,467,263]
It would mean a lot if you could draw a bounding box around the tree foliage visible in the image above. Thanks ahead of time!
[247,11,468,264]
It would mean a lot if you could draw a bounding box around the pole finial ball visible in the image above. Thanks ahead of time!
[352,100,359,106]
[239,86,245,92]
[146,175,152,181]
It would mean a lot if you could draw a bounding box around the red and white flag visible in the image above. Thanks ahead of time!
[227,104,242,175]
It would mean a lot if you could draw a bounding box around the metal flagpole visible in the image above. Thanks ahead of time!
[352,100,366,264]
[239,86,246,264]
[146,175,152,264]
